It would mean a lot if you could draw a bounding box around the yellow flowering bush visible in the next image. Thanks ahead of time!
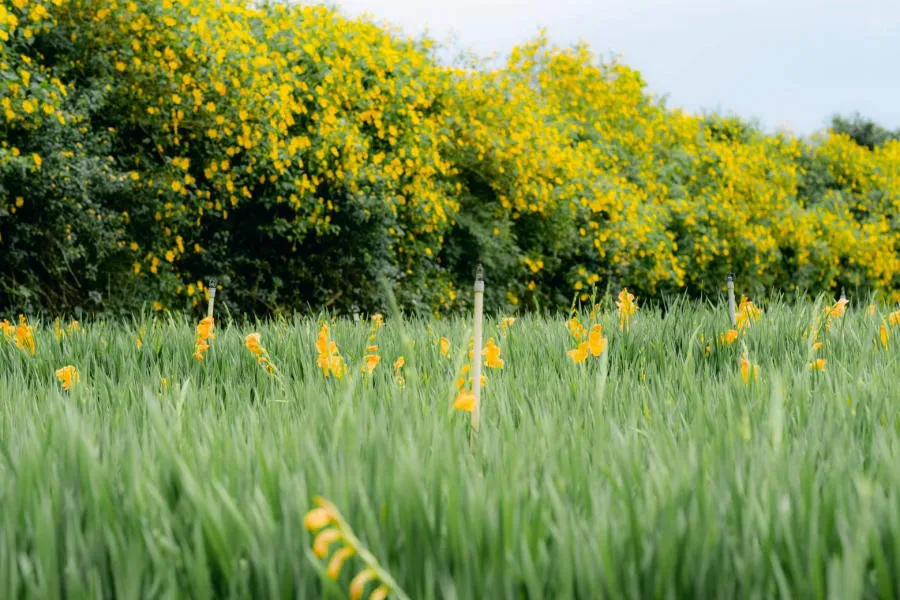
[1,0,898,314]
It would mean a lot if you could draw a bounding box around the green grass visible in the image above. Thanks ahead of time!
[2,298,900,599]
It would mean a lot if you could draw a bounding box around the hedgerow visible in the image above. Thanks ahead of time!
[1,0,898,315]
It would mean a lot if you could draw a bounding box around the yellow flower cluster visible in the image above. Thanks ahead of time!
[361,314,384,375]
[566,314,608,364]
[2,315,35,356]
[304,496,404,600]
[739,351,759,385]
[616,289,638,331]
[55,365,79,390]
[192,316,214,360]
[244,333,276,375]
[316,324,345,379]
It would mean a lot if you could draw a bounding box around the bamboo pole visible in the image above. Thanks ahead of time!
[206,278,218,319]
[471,265,484,445]
[727,272,736,328]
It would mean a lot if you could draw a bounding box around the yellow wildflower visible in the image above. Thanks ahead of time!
[566,316,586,340]
[736,296,761,331]
[828,298,848,318]
[719,329,738,345]
[304,506,335,531]
[362,353,380,374]
[809,358,827,372]
[453,390,476,412]
[739,351,759,384]
[616,288,638,330]
[879,324,888,349]
[193,316,214,360]
[567,341,589,364]
[14,316,35,356]
[327,547,355,580]
[350,568,378,600]
[55,365,80,391]
[587,323,607,356]
[483,337,504,369]
[312,528,342,559]
[370,586,391,600]
[315,324,344,378]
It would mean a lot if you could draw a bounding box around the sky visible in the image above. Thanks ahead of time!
[332,0,900,136]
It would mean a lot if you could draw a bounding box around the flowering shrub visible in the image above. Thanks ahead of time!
[1,0,898,315]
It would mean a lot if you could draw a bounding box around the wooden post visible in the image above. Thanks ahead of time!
[471,265,485,444]
[727,272,736,328]
[206,278,217,319]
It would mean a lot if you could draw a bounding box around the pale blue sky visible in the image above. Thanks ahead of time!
[333,0,900,136]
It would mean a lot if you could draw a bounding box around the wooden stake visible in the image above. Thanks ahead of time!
[471,265,485,444]
[727,272,736,328]
[206,278,218,319]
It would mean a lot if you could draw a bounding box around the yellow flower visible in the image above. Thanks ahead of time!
[499,316,515,335]
[879,324,888,349]
[312,528,342,558]
[193,316,214,361]
[812,341,823,351]
[14,316,35,356]
[567,341,589,364]
[719,329,738,345]
[362,353,380,374]
[393,356,405,374]
[889,311,900,327]
[566,316,586,341]
[453,390,476,412]
[438,336,450,357]
[483,337,504,369]
[245,332,264,356]
[828,298,848,318]
[55,365,80,391]
[587,324,607,356]
[136,335,143,349]
[809,358,827,372]
[315,324,344,378]
[616,288,638,330]
[304,505,335,531]
[739,352,758,384]
[736,296,761,331]
[350,568,378,600]
[327,546,355,580]
[370,585,391,600]
[867,304,876,316]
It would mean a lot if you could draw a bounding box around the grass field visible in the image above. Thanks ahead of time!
[2,297,900,598]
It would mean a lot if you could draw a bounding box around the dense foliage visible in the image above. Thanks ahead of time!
[1,0,899,315]
[2,301,900,596]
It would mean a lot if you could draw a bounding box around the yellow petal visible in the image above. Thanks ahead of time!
[326,546,354,580]
[349,568,378,600]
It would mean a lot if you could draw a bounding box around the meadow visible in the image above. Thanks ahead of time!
[2,295,900,598]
